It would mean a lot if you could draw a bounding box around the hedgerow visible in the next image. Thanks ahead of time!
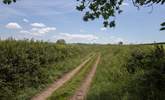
[125,45,165,100]
[87,44,165,100]
[0,38,89,100]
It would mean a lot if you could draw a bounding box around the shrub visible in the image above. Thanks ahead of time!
[0,39,87,99]
[125,44,165,100]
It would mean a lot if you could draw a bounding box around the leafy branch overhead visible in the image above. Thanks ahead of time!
[3,0,16,4]
[2,0,165,30]
[160,22,165,31]
[76,0,165,29]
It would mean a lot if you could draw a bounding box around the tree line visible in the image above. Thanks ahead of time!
[0,38,87,99]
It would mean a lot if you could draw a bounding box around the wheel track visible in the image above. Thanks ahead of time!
[31,55,93,100]
[70,54,100,100]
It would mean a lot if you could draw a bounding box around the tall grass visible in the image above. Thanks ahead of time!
[0,39,92,100]
[1,39,164,100]
[48,55,97,100]
[87,44,165,100]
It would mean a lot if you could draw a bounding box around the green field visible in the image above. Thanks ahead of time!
[0,39,93,100]
[48,54,97,100]
[88,45,165,100]
[0,39,165,100]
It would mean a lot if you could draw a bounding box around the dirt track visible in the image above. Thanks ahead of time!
[31,56,92,100]
[70,54,100,100]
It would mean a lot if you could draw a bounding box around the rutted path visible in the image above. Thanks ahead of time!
[31,56,92,100]
[70,54,100,100]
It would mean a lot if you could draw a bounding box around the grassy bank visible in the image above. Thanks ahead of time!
[87,45,165,100]
[48,54,97,100]
[0,39,93,100]
[1,39,165,100]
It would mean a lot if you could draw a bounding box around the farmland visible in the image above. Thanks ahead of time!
[0,0,164,99]
[87,45,165,100]
[0,39,93,100]
[0,39,165,100]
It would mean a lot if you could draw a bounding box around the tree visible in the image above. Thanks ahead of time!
[160,22,165,31]
[3,0,16,4]
[2,0,165,30]
[56,39,66,44]
[76,0,165,30]
[118,41,123,45]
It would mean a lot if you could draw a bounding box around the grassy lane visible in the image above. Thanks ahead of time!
[31,53,93,100]
[70,54,100,100]
[48,54,97,100]
[87,45,153,100]
[0,39,96,100]
[17,53,94,100]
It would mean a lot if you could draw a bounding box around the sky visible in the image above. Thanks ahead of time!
[0,0,165,44]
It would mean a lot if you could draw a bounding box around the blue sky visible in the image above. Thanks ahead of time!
[0,0,164,44]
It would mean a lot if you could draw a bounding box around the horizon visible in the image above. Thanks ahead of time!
[0,36,164,45]
[0,0,165,44]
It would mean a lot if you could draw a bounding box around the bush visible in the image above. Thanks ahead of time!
[0,39,87,99]
[56,39,66,44]
[125,44,165,100]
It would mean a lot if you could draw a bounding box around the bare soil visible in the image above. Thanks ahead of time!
[31,56,92,100]
[70,54,100,100]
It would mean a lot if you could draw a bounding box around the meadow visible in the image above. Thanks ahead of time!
[0,39,93,100]
[0,39,165,100]
[87,44,165,100]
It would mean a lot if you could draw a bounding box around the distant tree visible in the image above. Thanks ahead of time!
[56,39,66,44]
[2,0,165,30]
[118,41,123,45]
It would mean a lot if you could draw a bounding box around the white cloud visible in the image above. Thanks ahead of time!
[122,2,129,6]
[31,27,56,36]
[20,30,30,34]
[59,33,98,41]
[20,27,56,36]
[6,22,22,29]
[100,27,107,31]
[31,23,46,27]
[23,19,29,23]
[19,21,56,36]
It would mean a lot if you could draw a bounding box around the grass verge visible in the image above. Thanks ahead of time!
[48,54,97,100]
[17,53,93,100]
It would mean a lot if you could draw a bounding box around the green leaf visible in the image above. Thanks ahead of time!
[160,27,165,31]
[161,22,165,26]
